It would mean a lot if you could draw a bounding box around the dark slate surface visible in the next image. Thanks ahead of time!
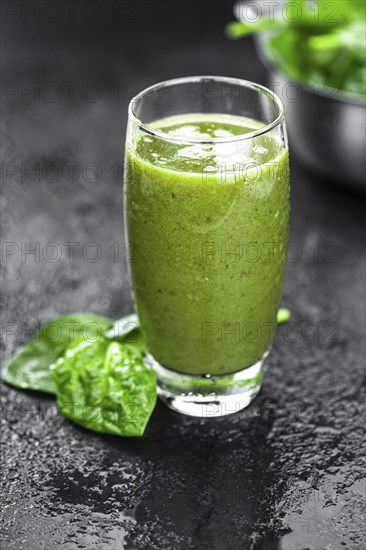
[1,2,365,549]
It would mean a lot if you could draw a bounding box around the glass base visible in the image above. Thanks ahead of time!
[146,353,268,417]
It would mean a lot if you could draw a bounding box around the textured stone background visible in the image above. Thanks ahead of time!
[1,1,365,549]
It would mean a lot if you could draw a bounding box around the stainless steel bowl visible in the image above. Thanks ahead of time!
[234,2,366,191]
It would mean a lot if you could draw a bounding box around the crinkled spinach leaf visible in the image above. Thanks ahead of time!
[51,338,156,437]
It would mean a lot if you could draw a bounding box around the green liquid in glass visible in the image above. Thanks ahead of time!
[125,114,289,375]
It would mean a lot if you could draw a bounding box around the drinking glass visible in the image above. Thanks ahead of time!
[124,76,289,417]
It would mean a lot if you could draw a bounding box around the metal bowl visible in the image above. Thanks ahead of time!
[234,2,366,191]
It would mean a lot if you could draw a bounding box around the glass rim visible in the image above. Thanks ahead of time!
[128,76,285,144]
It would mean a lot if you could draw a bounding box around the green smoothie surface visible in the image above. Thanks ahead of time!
[125,113,290,375]
[136,114,282,177]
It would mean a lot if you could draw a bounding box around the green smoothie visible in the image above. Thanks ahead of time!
[125,114,289,375]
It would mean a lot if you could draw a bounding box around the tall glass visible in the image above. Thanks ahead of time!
[124,76,289,417]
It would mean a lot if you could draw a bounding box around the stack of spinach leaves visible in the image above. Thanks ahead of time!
[227,0,366,96]
[1,314,156,437]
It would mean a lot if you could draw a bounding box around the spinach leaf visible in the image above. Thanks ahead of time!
[105,313,139,340]
[106,314,145,354]
[51,338,156,437]
[226,18,284,38]
[1,314,114,394]
[277,308,291,324]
